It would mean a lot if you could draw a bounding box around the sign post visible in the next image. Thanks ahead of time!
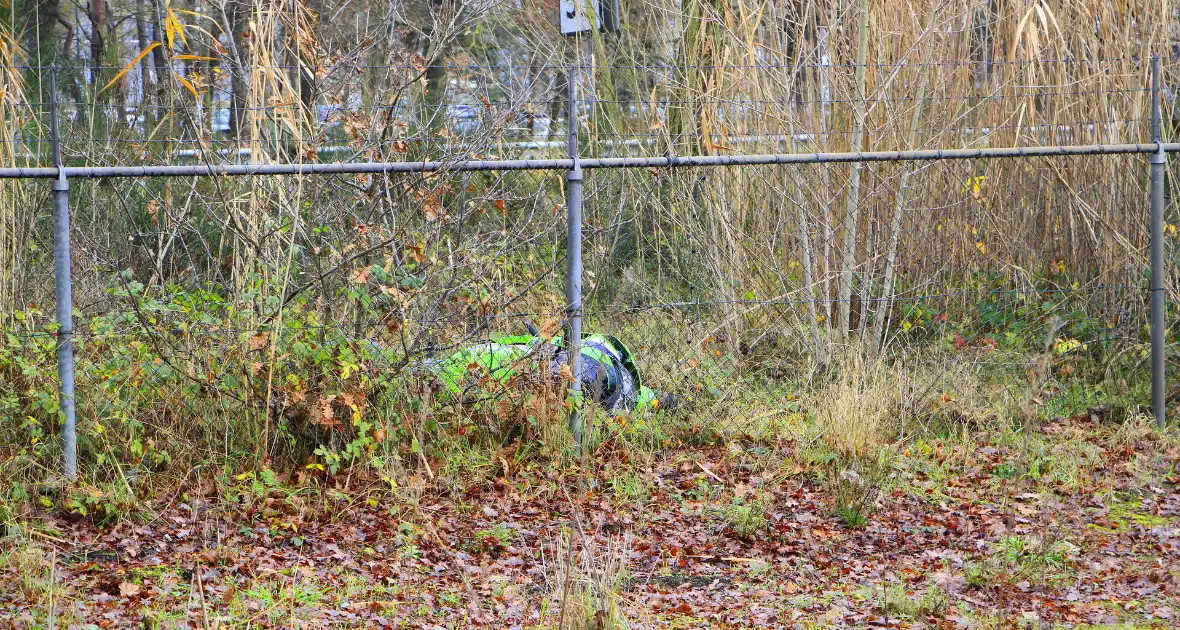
[560,0,618,451]
[560,0,619,35]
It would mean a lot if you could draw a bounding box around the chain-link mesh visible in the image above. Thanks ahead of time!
[582,154,1160,436]
[3,164,578,474]
[1,59,1175,478]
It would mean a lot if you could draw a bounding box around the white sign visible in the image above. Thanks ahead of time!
[560,0,600,35]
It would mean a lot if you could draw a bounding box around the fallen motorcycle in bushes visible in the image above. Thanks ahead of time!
[421,321,667,414]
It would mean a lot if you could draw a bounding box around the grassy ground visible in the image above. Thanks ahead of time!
[2,344,1178,629]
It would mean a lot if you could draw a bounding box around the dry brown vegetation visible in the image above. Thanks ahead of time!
[1,0,1179,625]
[1,0,1175,320]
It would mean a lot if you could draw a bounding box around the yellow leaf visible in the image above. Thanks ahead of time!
[172,10,189,47]
[99,43,161,95]
[962,175,987,201]
[164,9,188,49]
[1054,337,1083,355]
[172,54,218,61]
[172,72,200,99]
[164,13,176,49]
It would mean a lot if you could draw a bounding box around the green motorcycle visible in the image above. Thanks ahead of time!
[423,323,659,414]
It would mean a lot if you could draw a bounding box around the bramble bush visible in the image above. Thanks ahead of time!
[0,267,580,514]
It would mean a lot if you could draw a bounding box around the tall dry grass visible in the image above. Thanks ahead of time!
[565,0,1173,347]
[810,347,903,454]
[546,530,632,630]
[0,22,33,324]
[804,345,911,519]
[5,0,1170,329]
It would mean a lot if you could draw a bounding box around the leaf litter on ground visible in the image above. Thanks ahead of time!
[1,415,1178,628]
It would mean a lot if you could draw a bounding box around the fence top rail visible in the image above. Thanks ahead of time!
[2,142,1177,179]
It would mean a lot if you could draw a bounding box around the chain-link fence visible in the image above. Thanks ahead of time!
[581,147,1167,433]
[1,57,1176,481]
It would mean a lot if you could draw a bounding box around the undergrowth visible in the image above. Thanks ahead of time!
[0,270,1162,534]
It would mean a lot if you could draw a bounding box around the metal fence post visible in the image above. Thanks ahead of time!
[565,63,585,451]
[1150,56,1168,428]
[49,71,78,480]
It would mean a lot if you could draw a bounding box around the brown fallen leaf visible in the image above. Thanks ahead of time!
[349,265,371,285]
[248,332,269,351]
[118,581,142,598]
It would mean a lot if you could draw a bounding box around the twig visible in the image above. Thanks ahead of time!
[195,564,211,630]
[696,461,723,483]
[556,533,576,630]
[557,484,590,630]
[28,528,71,545]
[47,549,57,630]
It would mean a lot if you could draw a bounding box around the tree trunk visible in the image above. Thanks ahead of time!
[873,3,940,350]
[149,0,169,130]
[17,0,62,95]
[226,0,251,141]
[548,68,566,138]
[89,0,106,87]
[134,3,151,106]
[421,0,450,140]
[836,0,870,339]
[793,170,821,352]
[811,27,834,336]
[424,63,447,134]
